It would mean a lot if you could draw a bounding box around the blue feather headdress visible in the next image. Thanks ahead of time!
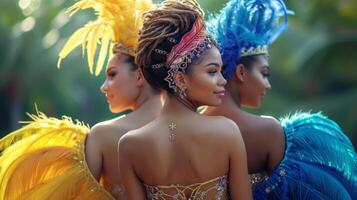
[207,0,293,79]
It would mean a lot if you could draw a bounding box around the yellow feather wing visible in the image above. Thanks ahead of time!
[0,112,115,199]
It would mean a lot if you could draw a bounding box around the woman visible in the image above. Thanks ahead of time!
[205,0,357,199]
[0,0,161,199]
[118,0,252,199]
[85,50,161,198]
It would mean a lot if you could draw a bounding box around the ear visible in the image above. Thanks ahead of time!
[173,71,187,91]
[135,68,145,87]
[234,64,246,82]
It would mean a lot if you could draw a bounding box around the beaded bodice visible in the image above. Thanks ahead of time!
[144,175,228,200]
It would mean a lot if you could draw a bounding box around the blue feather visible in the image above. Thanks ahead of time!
[253,112,357,199]
[207,0,293,80]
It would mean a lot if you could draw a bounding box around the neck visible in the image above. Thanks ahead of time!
[205,90,241,116]
[162,93,198,117]
[225,81,242,108]
[132,87,162,117]
[175,94,197,112]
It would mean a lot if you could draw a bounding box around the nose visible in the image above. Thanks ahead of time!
[100,80,108,94]
[218,72,227,87]
[265,79,271,91]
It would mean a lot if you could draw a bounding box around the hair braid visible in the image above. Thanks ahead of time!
[136,0,203,68]
[135,0,204,92]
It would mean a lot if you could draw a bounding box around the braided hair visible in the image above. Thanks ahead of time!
[135,0,204,93]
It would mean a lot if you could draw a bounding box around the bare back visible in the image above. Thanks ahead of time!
[204,107,285,174]
[134,114,231,184]
[119,112,252,199]
[85,105,160,199]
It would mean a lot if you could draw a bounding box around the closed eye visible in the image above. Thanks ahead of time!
[106,69,117,79]
[261,66,270,78]
[262,72,270,78]
[108,72,116,78]
[206,63,221,76]
[208,69,218,74]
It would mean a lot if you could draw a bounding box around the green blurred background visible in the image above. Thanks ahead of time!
[0,0,356,147]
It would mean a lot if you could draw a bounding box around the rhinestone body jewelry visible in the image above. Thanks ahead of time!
[168,122,177,142]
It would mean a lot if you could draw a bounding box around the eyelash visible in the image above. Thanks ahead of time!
[208,70,218,75]
[262,72,270,78]
[108,72,116,78]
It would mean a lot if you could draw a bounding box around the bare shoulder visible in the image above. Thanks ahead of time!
[87,117,132,146]
[207,115,239,131]
[260,115,280,126]
[201,115,241,142]
[259,115,284,138]
[118,119,159,158]
[259,116,285,171]
[205,116,246,156]
[118,129,145,158]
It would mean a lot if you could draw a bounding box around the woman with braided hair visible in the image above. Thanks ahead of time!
[118,0,252,199]
[0,0,162,199]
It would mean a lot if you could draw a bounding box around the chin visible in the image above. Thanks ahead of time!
[109,107,120,113]
[109,104,125,113]
[251,102,261,109]
[242,100,261,109]
[205,99,222,107]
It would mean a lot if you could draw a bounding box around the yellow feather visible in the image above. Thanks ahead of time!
[95,27,111,76]
[81,22,96,58]
[108,43,115,61]
[57,58,62,69]
[57,27,88,68]
[67,0,98,16]
[58,0,154,75]
[86,24,101,74]
[0,111,120,199]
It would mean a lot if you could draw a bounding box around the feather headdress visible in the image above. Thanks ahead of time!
[57,0,153,76]
[207,0,293,79]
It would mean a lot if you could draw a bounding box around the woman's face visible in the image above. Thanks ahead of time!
[237,54,271,108]
[184,47,227,107]
[100,53,140,113]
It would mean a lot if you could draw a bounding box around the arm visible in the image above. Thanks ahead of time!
[227,121,252,200]
[85,125,104,180]
[118,134,146,200]
[264,117,285,173]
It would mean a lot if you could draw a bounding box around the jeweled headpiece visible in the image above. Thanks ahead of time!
[207,0,293,79]
[150,18,218,93]
[57,0,153,76]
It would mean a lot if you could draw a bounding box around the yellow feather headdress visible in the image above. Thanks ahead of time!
[57,0,153,76]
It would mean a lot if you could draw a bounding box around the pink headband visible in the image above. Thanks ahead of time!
[163,18,217,92]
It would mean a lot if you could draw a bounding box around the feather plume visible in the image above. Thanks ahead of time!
[207,0,293,80]
[57,0,154,76]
